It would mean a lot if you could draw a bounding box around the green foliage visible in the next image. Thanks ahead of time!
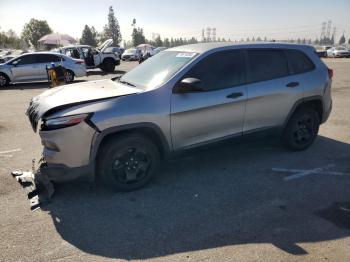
[132,27,146,47]
[0,30,24,49]
[21,18,52,48]
[80,25,98,46]
[339,34,346,45]
[102,6,122,45]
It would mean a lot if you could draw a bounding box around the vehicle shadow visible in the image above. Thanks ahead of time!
[42,135,350,260]
[87,70,126,76]
[1,80,87,90]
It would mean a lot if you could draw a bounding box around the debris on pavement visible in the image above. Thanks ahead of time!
[11,160,54,211]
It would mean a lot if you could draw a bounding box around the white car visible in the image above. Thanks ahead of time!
[56,39,120,72]
[121,48,142,61]
[0,52,86,87]
[326,46,350,58]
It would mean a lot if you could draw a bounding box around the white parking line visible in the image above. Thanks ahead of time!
[0,154,13,158]
[272,165,350,181]
[0,148,21,154]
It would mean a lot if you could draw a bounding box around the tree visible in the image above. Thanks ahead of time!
[0,29,25,49]
[339,34,346,45]
[102,6,122,45]
[131,27,145,47]
[80,25,98,46]
[21,18,52,48]
[154,35,163,47]
[164,38,170,47]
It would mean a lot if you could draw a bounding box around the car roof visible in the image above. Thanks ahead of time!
[61,45,90,49]
[167,42,315,54]
[17,51,73,59]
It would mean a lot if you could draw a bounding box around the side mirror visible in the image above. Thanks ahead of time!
[12,61,18,67]
[173,78,203,93]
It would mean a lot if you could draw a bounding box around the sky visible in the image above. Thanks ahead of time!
[0,0,349,43]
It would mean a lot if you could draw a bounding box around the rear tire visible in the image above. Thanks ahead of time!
[65,70,75,83]
[0,73,9,87]
[282,107,320,151]
[98,134,160,191]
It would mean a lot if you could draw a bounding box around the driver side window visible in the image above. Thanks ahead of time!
[185,50,246,91]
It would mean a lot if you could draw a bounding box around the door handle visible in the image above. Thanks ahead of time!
[226,92,244,99]
[286,82,300,88]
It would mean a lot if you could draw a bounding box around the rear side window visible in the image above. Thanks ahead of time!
[247,49,289,83]
[285,49,315,75]
[186,50,245,91]
[36,54,62,63]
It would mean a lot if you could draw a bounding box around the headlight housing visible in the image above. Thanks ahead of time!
[41,113,92,131]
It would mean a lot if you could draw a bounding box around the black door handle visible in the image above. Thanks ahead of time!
[226,92,243,99]
[286,82,300,88]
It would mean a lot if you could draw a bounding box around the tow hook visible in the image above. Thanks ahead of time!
[11,159,54,211]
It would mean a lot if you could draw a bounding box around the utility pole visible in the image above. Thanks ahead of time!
[326,20,332,39]
[212,28,216,42]
[321,22,326,39]
[206,27,211,42]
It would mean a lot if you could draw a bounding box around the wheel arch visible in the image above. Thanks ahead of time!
[91,123,171,164]
[0,71,11,84]
[283,96,324,129]
[102,57,116,64]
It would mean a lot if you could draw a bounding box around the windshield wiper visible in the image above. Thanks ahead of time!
[118,79,136,87]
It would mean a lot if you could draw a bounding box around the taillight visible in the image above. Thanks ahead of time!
[75,60,85,64]
[328,68,333,79]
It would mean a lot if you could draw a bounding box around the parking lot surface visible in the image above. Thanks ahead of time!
[1,59,350,262]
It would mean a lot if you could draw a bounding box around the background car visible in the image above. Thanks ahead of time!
[326,46,350,58]
[121,48,142,61]
[104,46,124,57]
[153,47,167,55]
[54,39,120,72]
[0,52,86,87]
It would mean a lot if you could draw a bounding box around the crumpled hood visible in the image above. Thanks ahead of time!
[27,79,141,132]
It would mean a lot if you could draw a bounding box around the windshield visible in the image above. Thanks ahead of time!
[119,51,197,90]
[337,47,346,50]
[125,49,136,54]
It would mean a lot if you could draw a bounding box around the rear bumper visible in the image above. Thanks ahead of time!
[73,67,87,77]
[322,100,332,123]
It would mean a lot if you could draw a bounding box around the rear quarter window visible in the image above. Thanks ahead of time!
[246,49,289,83]
[285,49,315,75]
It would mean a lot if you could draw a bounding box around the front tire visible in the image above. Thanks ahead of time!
[102,59,115,72]
[98,134,160,191]
[282,107,320,151]
[0,73,9,87]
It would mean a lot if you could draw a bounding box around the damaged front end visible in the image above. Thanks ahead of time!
[11,160,54,211]
[14,79,140,210]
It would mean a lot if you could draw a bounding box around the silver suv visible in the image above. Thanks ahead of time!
[27,43,333,191]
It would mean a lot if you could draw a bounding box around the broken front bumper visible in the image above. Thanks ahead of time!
[11,163,55,211]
